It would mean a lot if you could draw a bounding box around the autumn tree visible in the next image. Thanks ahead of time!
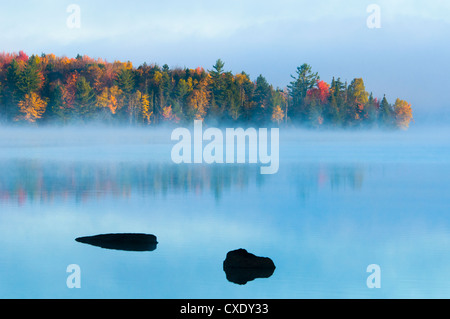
[346,78,369,126]
[62,72,78,112]
[187,76,210,121]
[127,90,154,125]
[161,105,179,123]
[0,52,413,130]
[16,92,47,123]
[16,50,29,63]
[271,105,285,125]
[96,85,122,115]
[393,98,413,129]
[305,80,330,126]
[141,93,153,124]
[271,89,287,124]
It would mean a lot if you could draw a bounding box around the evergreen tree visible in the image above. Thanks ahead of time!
[326,92,341,126]
[288,63,319,122]
[74,76,95,119]
[209,59,227,117]
[115,68,135,95]
[379,95,394,127]
[4,59,22,119]
[364,92,379,126]
[46,82,66,122]
[17,55,42,97]
[235,72,254,122]
[222,72,240,122]
[252,75,271,124]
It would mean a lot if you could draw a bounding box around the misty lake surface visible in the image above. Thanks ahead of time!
[0,124,449,298]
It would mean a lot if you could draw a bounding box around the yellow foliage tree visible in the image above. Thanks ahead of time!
[153,71,162,86]
[271,105,285,125]
[141,93,152,124]
[16,92,47,123]
[393,98,413,129]
[96,85,122,114]
[187,76,210,121]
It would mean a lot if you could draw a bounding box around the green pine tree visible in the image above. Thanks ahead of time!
[288,63,319,122]
[74,76,95,119]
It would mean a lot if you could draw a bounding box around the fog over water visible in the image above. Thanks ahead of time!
[1,121,449,163]
[0,122,449,298]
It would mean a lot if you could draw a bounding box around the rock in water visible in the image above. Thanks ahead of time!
[223,248,276,284]
[75,233,158,251]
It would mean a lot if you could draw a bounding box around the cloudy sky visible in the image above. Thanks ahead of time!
[1,0,449,114]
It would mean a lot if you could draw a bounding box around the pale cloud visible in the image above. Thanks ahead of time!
[1,0,448,46]
[378,0,450,22]
[0,0,448,110]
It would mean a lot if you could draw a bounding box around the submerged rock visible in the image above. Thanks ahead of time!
[223,248,276,285]
[75,233,158,252]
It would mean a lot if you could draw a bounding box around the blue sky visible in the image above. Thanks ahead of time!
[1,0,449,113]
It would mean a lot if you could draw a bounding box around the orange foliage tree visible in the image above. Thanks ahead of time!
[96,85,122,114]
[393,98,413,129]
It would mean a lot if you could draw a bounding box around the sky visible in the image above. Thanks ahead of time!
[0,0,449,115]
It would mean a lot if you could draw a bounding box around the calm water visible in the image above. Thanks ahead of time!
[0,125,449,298]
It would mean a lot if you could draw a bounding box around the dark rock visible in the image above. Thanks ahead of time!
[75,233,158,252]
[223,248,276,284]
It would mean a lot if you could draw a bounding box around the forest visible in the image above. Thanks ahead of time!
[0,51,413,129]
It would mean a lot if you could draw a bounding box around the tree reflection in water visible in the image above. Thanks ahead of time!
[0,160,365,205]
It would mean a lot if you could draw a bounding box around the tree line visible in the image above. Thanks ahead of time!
[0,51,413,129]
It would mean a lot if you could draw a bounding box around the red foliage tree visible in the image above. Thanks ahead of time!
[17,50,29,63]
[307,80,330,104]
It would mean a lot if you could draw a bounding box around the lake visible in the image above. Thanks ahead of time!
[0,125,449,298]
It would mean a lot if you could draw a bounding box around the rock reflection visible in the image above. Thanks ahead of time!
[75,233,158,252]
